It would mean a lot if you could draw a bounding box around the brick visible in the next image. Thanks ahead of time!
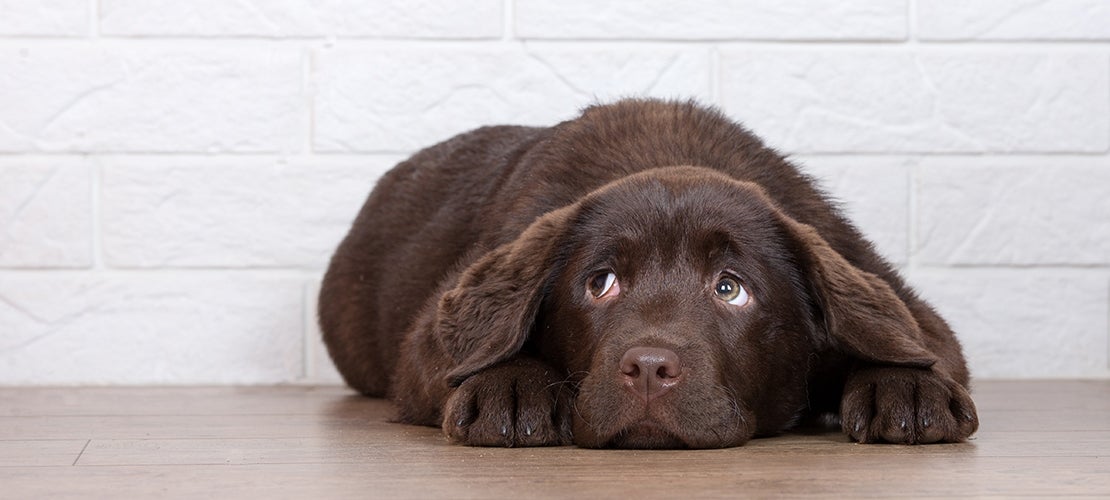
[720,51,1109,153]
[797,157,910,265]
[516,0,906,40]
[100,0,501,38]
[0,46,301,153]
[918,0,1110,40]
[917,163,1110,265]
[0,0,87,36]
[314,46,711,152]
[910,270,1109,378]
[0,158,92,268]
[0,274,305,384]
[101,157,398,268]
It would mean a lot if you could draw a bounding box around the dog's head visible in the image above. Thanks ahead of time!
[435,166,936,448]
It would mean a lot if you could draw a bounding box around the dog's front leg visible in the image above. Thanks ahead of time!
[839,366,979,444]
[441,356,573,447]
[390,309,572,447]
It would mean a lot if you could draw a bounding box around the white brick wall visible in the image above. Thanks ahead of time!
[1,0,1107,384]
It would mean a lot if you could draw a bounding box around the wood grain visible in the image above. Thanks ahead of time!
[2,381,1108,498]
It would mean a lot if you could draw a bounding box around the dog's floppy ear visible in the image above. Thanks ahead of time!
[776,211,937,368]
[436,204,577,387]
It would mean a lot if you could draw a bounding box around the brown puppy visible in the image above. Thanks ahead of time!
[319,98,978,448]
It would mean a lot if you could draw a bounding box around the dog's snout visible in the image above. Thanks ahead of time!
[620,347,682,401]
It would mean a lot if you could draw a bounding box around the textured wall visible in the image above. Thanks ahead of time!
[1,0,1107,384]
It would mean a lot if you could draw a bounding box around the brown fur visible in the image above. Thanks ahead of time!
[319,99,978,448]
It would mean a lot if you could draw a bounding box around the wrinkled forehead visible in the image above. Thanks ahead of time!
[576,168,781,239]
[570,167,788,263]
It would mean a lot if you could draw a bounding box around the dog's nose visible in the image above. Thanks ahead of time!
[620,347,682,401]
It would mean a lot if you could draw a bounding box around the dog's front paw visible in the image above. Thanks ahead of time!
[841,367,978,444]
[442,358,572,447]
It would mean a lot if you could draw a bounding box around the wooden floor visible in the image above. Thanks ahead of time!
[1,381,1108,498]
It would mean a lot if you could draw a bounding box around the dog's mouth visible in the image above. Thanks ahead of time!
[571,393,757,449]
[608,420,687,449]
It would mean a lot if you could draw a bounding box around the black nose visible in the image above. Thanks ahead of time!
[620,347,682,401]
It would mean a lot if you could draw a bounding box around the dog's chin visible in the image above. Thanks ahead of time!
[609,421,688,449]
[574,416,752,449]
[571,381,759,449]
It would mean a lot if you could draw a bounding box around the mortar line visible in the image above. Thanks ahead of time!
[302,46,315,155]
[907,0,917,44]
[908,160,920,273]
[91,158,104,270]
[89,0,99,38]
[4,36,1110,50]
[503,0,514,42]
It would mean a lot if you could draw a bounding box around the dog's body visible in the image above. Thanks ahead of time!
[319,99,978,448]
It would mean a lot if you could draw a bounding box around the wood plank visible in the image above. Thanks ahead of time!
[74,430,1110,467]
[1,381,1109,498]
[5,403,1105,441]
[977,409,1110,432]
[0,392,394,440]
[2,457,1108,498]
[0,413,393,440]
[0,385,355,417]
[972,380,1110,411]
[4,380,1107,416]
[0,440,87,466]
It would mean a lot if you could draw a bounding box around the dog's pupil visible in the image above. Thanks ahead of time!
[589,274,607,296]
[717,279,736,298]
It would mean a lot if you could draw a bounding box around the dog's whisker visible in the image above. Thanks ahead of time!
[570,397,590,427]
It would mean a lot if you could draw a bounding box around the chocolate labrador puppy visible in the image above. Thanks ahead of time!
[319,98,978,448]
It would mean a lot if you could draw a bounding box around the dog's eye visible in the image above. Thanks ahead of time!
[587,272,619,299]
[714,275,750,306]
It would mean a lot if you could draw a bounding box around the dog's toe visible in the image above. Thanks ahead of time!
[841,367,978,445]
[442,358,571,447]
